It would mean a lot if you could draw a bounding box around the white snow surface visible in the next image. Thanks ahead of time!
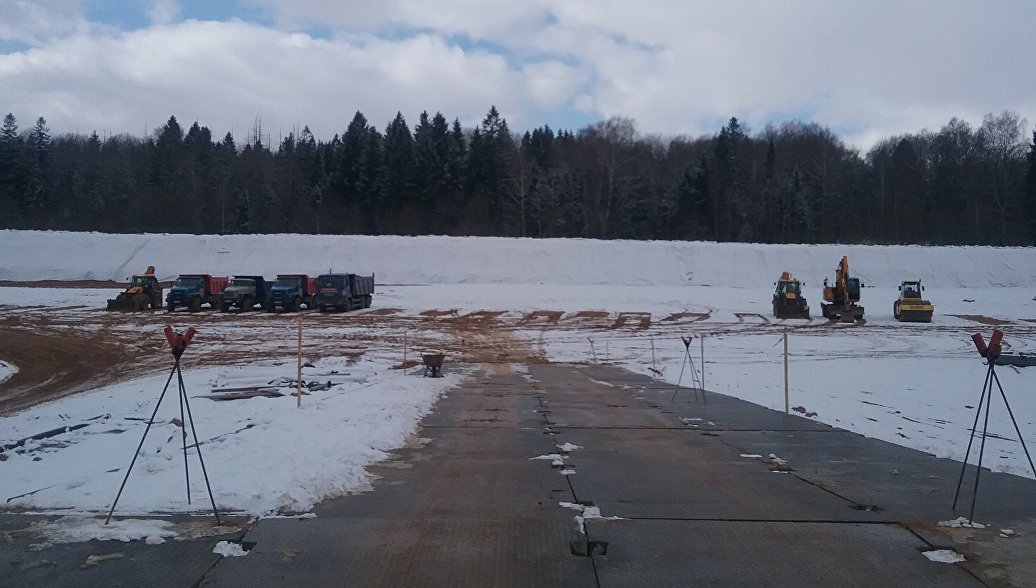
[1,358,460,516]
[2,230,1036,539]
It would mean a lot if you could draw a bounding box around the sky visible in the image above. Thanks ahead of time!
[0,0,1034,151]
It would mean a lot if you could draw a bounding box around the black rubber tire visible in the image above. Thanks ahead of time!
[221,302,230,312]
[167,302,175,313]
[190,297,201,312]
[241,296,252,312]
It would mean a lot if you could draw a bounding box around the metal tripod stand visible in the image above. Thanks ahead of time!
[106,326,220,525]
[952,330,1036,523]
[671,336,706,404]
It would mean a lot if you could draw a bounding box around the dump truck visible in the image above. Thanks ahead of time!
[220,275,271,312]
[268,274,317,312]
[821,256,865,323]
[166,274,229,312]
[894,280,934,322]
[772,272,810,319]
[106,266,162,311]
[314,273,375,312]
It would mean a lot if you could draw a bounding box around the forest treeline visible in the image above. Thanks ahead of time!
[1,107,1035,245]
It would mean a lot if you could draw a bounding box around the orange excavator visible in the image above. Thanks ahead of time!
[821,256,865,323]
[106,266,163,311]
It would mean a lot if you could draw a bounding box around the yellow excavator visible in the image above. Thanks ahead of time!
[821,256,865,323]
[773,272,810,319]
[894,280,934,322]
[106,266,163,311]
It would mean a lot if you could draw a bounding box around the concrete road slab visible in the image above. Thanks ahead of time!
[586,519,980,587]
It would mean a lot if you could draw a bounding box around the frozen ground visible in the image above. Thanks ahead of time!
[1,231,1035,542]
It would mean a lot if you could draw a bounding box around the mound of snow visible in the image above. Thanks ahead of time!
[1,230,1033,288]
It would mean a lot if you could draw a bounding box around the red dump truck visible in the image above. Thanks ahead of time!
[268,274,318,312]
[166,274,230,312]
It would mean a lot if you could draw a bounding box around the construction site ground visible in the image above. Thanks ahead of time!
[2,283,1036,586]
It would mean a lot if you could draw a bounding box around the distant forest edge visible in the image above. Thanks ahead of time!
[1,107,1034,245]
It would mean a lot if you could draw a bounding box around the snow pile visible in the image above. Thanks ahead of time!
[1,230,1034,288]
[213,541,250,557]
[922,549,966,563]
[0,357,460,516]
[29,516,176,545]
[0,360,15,384]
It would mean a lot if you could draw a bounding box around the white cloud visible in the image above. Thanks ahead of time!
[0,0,88,45]
[0,21,535,141]
[148,0,181,26]
[1,0,1034,150]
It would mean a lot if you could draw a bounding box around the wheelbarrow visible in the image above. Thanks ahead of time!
[422,353,445,378]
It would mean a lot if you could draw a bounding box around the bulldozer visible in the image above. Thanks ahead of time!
[894,280,934,322]
[106,266,163,311]
[772,272,810,319]
[821,256,865,323]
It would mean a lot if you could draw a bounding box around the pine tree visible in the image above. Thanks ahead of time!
[25,117,52,224]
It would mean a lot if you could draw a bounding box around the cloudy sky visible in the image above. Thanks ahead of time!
[1,0,1033,150]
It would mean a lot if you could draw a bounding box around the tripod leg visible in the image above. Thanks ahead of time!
[969,370,996,522]
[105,363,177,525]
[179,362,222,525]
[671,348,688,402]
[176,361,191,504]
[991,368,1036,479]
[953,364,992,510]
[948,364,990,507]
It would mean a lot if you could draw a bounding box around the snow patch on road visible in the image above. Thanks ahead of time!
[922,549,966,563]
[213,540,250,557]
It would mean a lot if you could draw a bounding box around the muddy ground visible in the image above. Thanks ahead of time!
[2,285,1033,415]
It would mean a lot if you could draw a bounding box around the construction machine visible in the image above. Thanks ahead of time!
[106,266,162,311]
[821,256,865,323]
[894,280,934,322]
[772,272,810,319]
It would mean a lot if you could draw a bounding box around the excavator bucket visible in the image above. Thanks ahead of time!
[105,291,150,311]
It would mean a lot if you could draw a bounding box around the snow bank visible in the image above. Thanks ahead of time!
[1,230,1033,288]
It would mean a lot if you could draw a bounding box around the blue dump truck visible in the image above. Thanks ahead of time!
[166,274,229,312]
[220,275,272,312]
[314,273,375,312]
[268,274,317,312]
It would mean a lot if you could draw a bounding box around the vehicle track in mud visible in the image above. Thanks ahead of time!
[2,299,1034,415]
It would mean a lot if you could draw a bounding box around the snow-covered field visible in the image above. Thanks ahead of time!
[1,230,1035,535]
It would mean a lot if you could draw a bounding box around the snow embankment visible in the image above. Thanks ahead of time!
[0,230,1033,288]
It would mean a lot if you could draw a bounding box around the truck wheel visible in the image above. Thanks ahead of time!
[221,302,230,312]
[241,296,252,312]
[151,293,162,309]
[167,302,175,313]
[190,297,202,313]
[364,295,372,308]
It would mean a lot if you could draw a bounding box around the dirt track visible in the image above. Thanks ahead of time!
[2,289,1034,415]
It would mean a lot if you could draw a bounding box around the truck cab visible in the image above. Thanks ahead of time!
[221,275,271,312]
[167,274,228,312]
[269,274,317,312]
